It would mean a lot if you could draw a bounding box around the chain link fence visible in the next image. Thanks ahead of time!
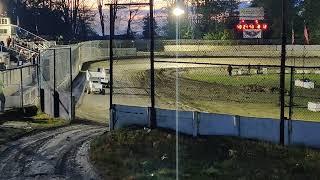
[39,47,72,120]
[0,65,38,112]
[30,38,320,125]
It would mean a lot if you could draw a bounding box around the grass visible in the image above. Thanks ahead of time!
[148,67,320,121]
[90,127,320,180]
[0,106,68,144]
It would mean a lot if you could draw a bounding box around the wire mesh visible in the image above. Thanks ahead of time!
[290,66,320,121]
[55,48,72,119]
[0,65,38,111]
[39,47,72,119]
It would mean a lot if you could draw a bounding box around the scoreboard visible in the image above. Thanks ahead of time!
[237,7,268,39]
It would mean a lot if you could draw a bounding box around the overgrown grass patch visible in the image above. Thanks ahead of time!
[90,128,320,180]
[0,106,68,144]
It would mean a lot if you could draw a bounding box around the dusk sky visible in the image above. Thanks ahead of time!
[89,0,252,35]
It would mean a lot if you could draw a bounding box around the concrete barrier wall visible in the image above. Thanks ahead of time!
[40,41,137,120]
[44,88,54,116]
[22,87,38,106]
[198,112,238,136]
[113,105,320,149]
[156,109,195,135]
[0,67,34,95]
[239,117,280,143]
[58,92,71,120]
[5,96,20,108]
[164,45,320,57]
[290,120,320,148]
[114,105,149,129]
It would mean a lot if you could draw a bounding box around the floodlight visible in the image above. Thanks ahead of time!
[173,7,185,17]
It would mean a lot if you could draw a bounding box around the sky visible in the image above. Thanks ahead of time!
[89,0,252,35]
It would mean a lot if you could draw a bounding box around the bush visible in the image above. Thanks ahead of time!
[203,30,232,40]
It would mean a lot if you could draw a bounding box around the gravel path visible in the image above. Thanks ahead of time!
[0,124,106,180]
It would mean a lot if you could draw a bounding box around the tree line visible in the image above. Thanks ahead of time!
[159,0,320,43]
[2,0,320,43]
[3,0,96,41]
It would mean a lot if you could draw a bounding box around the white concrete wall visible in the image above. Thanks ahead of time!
[164,45,320,57]
[5,96,20,108]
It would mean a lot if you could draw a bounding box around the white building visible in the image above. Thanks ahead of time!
[0,17,11,44]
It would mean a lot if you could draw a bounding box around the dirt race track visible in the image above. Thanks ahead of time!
[0,125,106,180]
[75,58,217,123]
[75,57,320,123]
[0,57,318,179]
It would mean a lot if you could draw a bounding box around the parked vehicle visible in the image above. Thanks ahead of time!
[85,68,109,95]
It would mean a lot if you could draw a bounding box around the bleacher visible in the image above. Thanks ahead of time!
[0,16,54,67]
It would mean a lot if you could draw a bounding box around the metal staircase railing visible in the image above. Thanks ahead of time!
[5,25,53,63]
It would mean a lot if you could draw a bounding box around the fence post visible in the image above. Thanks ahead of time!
[37,52,41,110]
[20,67,24,111]
[69,47,73,121]
[279,0,288,145]
[288,66,295,145]
[149,0,157,129]
[53,49,59,118]
[109,4,114,130]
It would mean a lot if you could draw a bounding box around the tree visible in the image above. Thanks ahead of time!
[97,0,105,36]
[126,5,141,39]
[15,0,96,40]
[302,0,320,43]
[162,0,239,39]
[163,2,194,39]
[142,14,157,39]
[194,0,240,39]
[251,0,297,39]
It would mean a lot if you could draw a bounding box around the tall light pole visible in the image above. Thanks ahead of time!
[173,4,184,180]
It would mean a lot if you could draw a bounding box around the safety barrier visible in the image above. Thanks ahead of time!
[112,104,320,149]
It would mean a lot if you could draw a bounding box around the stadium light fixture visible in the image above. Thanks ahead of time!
[173,7,185,17]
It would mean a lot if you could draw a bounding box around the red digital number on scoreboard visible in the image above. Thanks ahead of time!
[236,20,268,31]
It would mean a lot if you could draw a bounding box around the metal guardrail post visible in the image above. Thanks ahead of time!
[20,67,24,110]
[69,47,73,121]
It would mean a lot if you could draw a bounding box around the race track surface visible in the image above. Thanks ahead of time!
[0,125,106,180]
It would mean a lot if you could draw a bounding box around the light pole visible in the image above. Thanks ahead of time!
[173,4,184,180]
